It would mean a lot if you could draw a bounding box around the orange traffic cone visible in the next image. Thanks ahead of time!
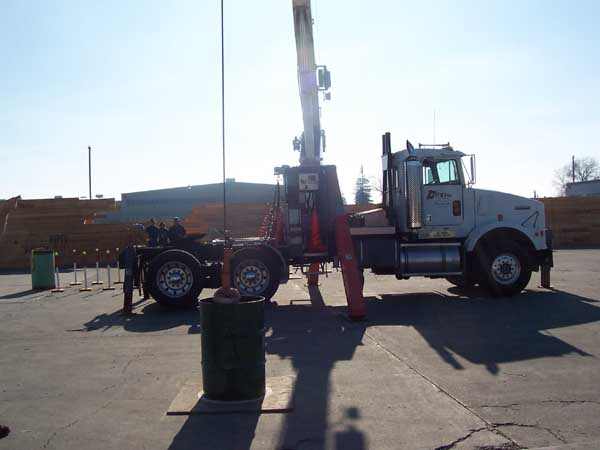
[309,207,326,252]
[307,208,325,286]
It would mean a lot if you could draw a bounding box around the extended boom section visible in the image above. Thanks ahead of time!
[293,0,329,166]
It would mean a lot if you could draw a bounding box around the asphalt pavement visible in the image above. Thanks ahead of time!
[0,250,599,450]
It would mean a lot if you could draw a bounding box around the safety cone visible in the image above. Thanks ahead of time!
[70,249,81,286]
[79,250,92,292]
[309,207,326,252]
[51,252,65,293]
[102,250,116,291]
[114,247,123,284]
[306,207,326,286]
[92,248,103,285]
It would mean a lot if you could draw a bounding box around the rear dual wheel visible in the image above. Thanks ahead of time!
[147,250,203,307]
[231,248,281,300]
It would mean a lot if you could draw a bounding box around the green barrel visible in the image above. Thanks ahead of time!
[200,296,265,401]
[31,250,56,290]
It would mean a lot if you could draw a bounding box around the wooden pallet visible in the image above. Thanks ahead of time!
[0,197,145,269]
[540,197,600,247]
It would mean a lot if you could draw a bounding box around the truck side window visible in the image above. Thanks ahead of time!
[423,160,460,185]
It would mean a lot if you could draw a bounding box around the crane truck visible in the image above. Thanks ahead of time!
[125,0,552,312]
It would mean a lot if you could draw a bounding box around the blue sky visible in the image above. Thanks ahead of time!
[1,0,599,201]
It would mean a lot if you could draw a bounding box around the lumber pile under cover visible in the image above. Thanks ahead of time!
[3,194,594,269]
[0,197,145,270]
[180,203,380,239]
[540,196,600,248]
[181,203,270,238]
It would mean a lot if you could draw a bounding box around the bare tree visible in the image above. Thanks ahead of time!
[553,157,600,195]
[368,176,383,203]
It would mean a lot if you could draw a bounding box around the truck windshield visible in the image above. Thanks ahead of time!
[423,159,460,185]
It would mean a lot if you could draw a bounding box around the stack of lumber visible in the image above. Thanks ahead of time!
[0,197,145,270]
[181,203,381,239]
[181,203,271,238]
[540,196,600,248]
[0,197,20,236]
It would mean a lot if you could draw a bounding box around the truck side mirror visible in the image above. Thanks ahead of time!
[470,155,477,185]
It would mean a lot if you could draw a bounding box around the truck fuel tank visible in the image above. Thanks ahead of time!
[356,239,462,276]
[398,243,461,276]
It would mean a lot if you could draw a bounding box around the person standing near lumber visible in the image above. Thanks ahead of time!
[168,217,186,243]
[145,218,159,247]
[157,222,169,246]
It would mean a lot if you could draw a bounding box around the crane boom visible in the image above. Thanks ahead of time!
[293,0,329,166]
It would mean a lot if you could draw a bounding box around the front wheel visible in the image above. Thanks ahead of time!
[477,241,531,297]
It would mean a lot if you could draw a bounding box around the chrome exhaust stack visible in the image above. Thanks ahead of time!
[404,141,423,229]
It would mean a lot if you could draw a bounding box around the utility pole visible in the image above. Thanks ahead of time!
[220,0,227,237]
[571,155,576,184]
[88,146,92,200]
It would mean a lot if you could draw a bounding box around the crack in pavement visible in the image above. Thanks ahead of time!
[42,399,114,449]
[473,444,523,450]
[433,427,488,450]
[363,329,521,449]
[363,329,580,450]
[492,422,566,443]
[479,399,600,409]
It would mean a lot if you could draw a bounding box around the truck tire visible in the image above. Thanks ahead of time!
[147,250,203,307]
[231,247,281,300]
[477,241,531,297]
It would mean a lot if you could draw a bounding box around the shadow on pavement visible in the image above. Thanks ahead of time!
[167,303,367,450]
[356,288,599,374]
[0,289,40,299]
[81,286,599,448]
[81,301,201,334]
[168,414,260,450]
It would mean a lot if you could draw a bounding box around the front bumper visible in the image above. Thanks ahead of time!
[535,229,554,268]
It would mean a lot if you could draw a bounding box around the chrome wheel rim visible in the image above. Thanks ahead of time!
[233,259,270,295]
[157,261,193,298]
[491,253,521,285]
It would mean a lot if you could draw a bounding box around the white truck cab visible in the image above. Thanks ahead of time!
[351,133,553,296]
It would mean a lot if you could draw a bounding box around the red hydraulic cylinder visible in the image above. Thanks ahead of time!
[334,215,367,320]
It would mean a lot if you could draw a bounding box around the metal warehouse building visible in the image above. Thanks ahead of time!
[103,179,276,223]
[566,180,600,197]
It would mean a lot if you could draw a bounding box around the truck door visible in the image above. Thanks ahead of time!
[421,159,464,226]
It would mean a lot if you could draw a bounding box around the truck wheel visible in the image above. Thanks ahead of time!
[147,250,203,307]
[231,248,281,300]
[478,241,531,297]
